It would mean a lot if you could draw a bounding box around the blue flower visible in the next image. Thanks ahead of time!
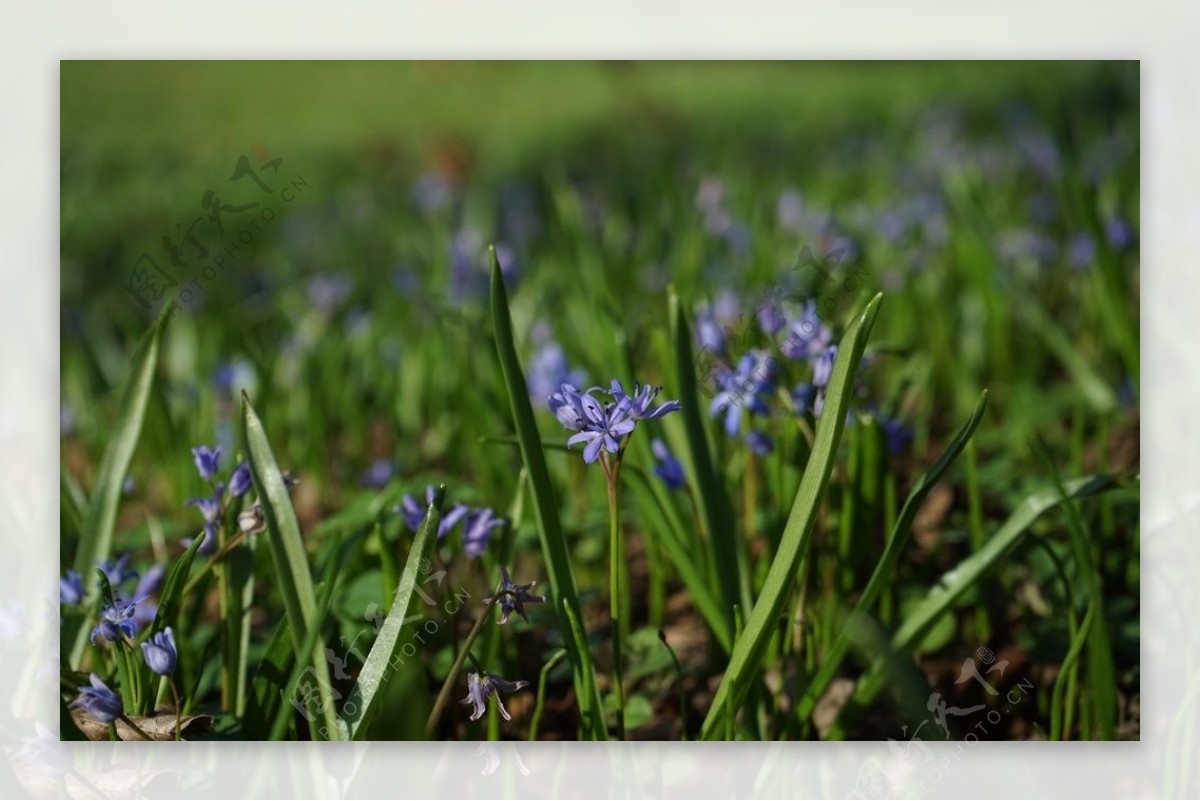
[757,298,787,336]
[140,627,177,676]
[90,597,142,645]
[609,380,682,421]
[97,554,138,587]
[360,459,395,489]
[709,352,774,437]
[229,462,252,498]
[779,301,832,360]
[792,383,815,414]
[746,430,774,456]
[553,381,679,464]
[191,445,222,483]
[527,327,587,403]
[73,674,122,724]
[60,571,85,605]
[461,671,529,722]
[812,345,838,389]
[135,564,166,600]
[650,438,686,490]
[1106,215,1133,250]
[396,486,469,539]
[463,507,504,558]
[1067,232,1096,272]
[565,390,636,464]
[306,274,352,313]
[485,566,546,624]
[185,489,222,556]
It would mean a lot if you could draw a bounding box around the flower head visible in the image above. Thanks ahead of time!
[360,459,395,490]
[779,300,831,361]
[463,507,504,558]
[90,597,142,645]
[552,380,679,465]
[485,566,547,624]
[60,571,85,605]
[746,430,774,456]
[73,674,122,724]
[185,488,222,556]
[460,671,529,722]
[709,351,774,437]
[650,438,686,490]
[611,380,682,421]
[134,564,166,600]
[140,627,177,676]
[191,445,222,483]
[97,554,138,587]
[229,462,252,498]
[812,345,838,389]
[396,485,469,539]
[528,327,587,403]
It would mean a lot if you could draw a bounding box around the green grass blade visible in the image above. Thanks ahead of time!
[825,473,1120,739]
[241,391,342,740]
[245,616,295,739]
[68,318,166,667]
[489,246,605,740]
[669,287,747,635]
[794,389,988,725]
[698,293,884,740]
[341,485,445,740]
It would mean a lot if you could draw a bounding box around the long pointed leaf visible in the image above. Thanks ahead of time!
[795,389,989,724]
[242,392,342,740]
[489,246,604,740]
[699,293,884,739]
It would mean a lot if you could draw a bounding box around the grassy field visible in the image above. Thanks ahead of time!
[59,61,1139,741]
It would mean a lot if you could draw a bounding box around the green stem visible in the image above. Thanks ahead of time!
[170,679,182,741]
[425,596,496,737]
[118,713,154,741]
[529,649,567,741]
[603,452,627,741]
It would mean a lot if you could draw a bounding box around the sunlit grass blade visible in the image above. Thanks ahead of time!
[668,287,746,642]
[825,473,1121,739]
[242,391,342,740]
[794,389,988,726]
[698,293,884,740]
[489,246,605,740]
[342,485,444,740]
[68,318,166,667]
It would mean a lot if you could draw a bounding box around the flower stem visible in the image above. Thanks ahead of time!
[603,452,627,740]
[425,595,496,737]
[170,679,182,741]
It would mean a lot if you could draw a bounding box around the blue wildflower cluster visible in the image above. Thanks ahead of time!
[396,485,505,559]
[184,444,252,556]
[549,380,681,464]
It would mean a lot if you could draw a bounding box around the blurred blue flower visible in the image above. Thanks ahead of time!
[73,674,122,724]
[881,416,913,455]
[98,554,138,587]
[527,326,587,403]
[411,170,454,215]
[780,301,832,360]
[463,508,504,558]
[307,274,352,313]
[360,458,396,489]
[792,383,815,415]
[776,188,805,234]
[229,462,252,498]
[121,476,136,496]
[396,486,469,539]
[140,627,177,676]
[757,297,787,337]
[90,597,142,645]
[461,671,529,722]
[710,351,774,437]
[746,430,774,456]
[60,571,84,605]
[812,345,838,389]
[485,565,546,625]
[185,488,222,556]
[191,445,222,483]
[1067,232,1096,271]
[650,438,686,491]
[214,358,257,396]
[1106,216,1133,250]
[135,564,166,600]
[60,403,76,437]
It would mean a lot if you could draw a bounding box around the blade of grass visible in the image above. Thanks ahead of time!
[669,287,747,638]
[794,389,988,727]
[242,391,342,740]
[342,485,446,740]
[698,293,883,740]
[825,473,1120,739]
[489,246,605,740]
[68,318,166,667]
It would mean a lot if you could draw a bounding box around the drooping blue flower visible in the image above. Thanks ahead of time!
[463,507,505,558]
[527,326,587,403]
[396,486,469,539]
[140,627,177,676]
[485,566,546,625]
[812,345,838,389]
[360,459,396,489]
[746,430,774,456]
[709,351,774,437]
[779,300,832,361]
[461,671,530,722]
[229,462,252,498]
[60,571,85,605]
[185,488,222,556]
[650,438,686,490]
[135,564,166,600]
[90,597,142,645]
[97,554,138,588]
[191,445,222,483]
[73,674,122,724]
